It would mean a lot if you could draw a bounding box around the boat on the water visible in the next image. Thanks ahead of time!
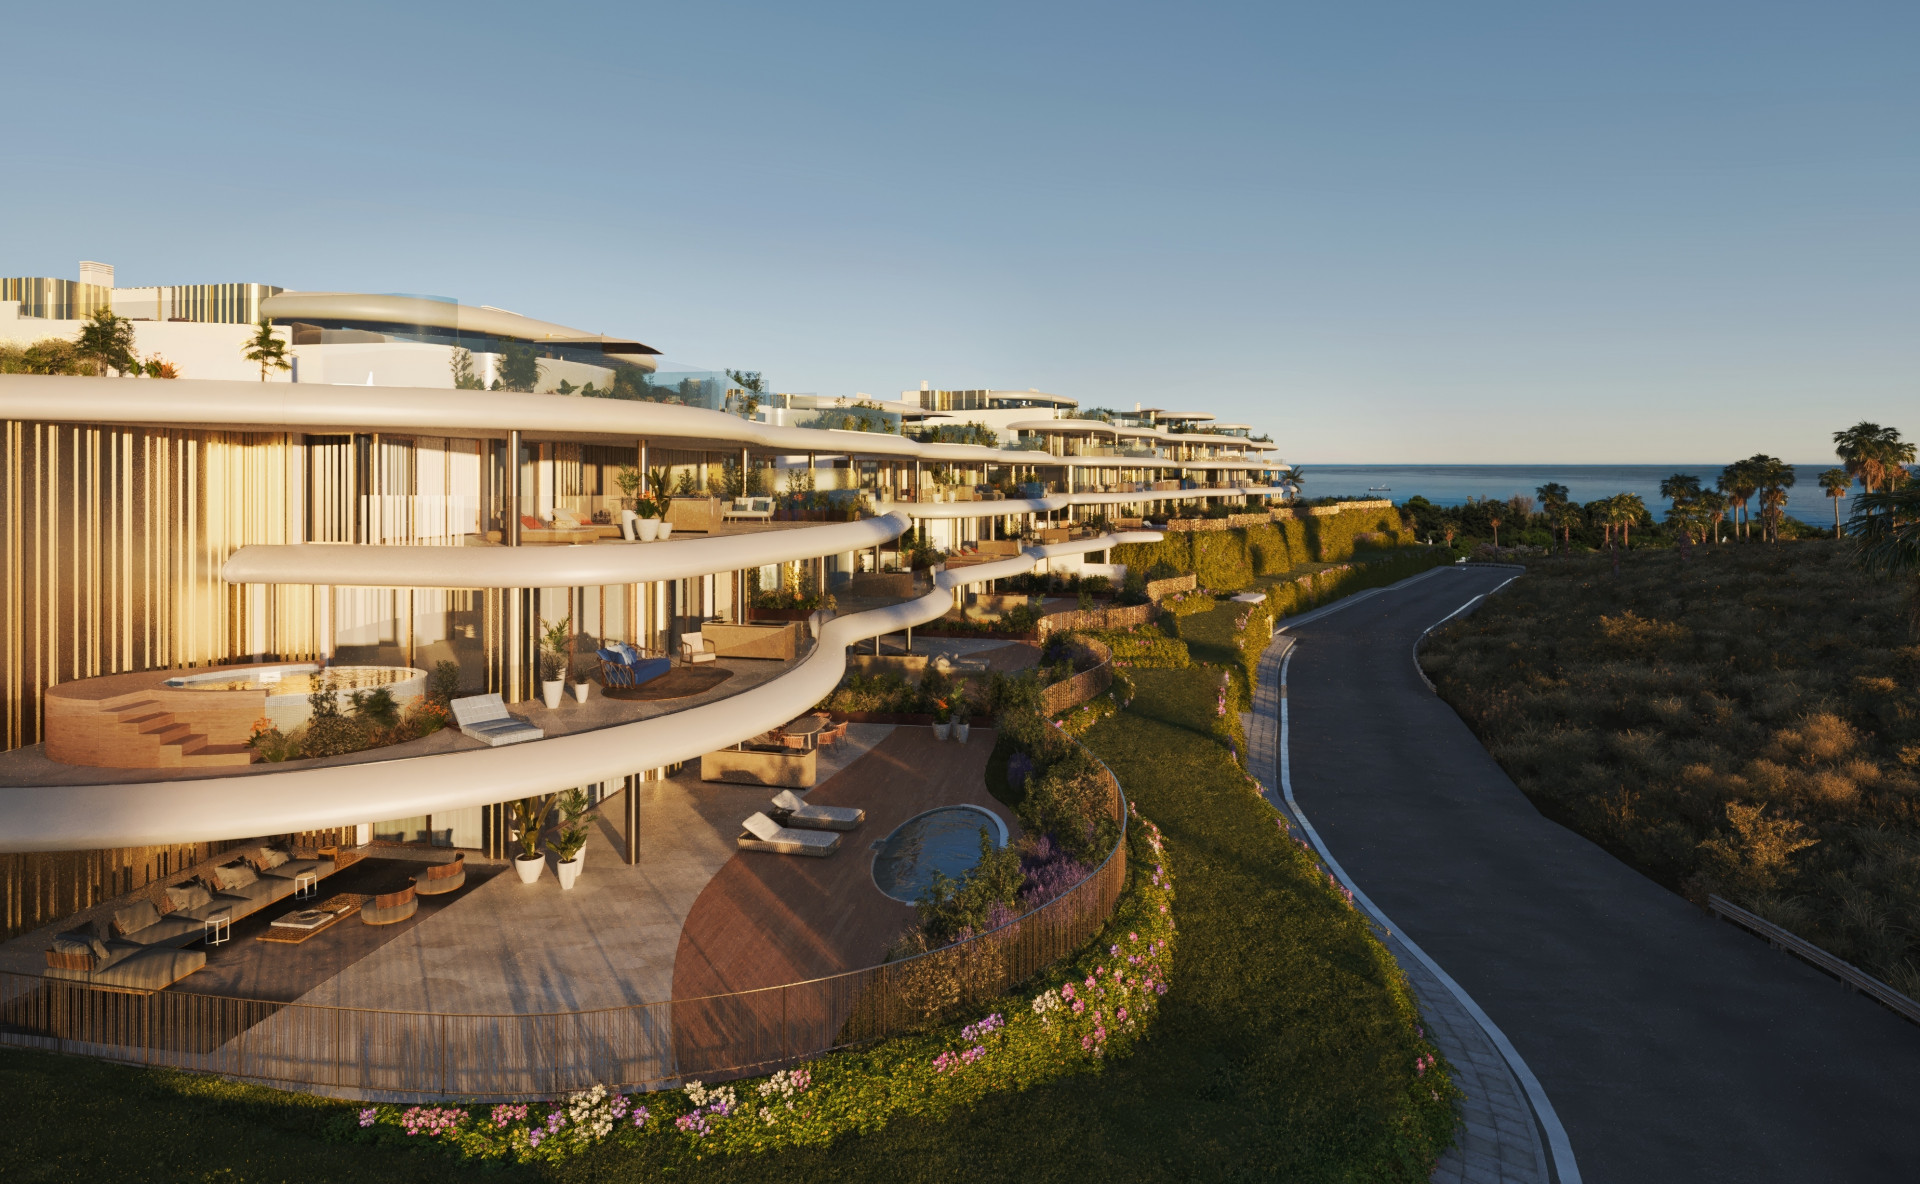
[1367,485,1392,492]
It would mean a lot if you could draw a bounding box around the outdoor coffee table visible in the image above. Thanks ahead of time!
[258,894,368,945]
[294,870,319,900]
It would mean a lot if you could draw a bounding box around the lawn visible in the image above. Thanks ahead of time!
[1421,540,1920,993]
[0,670,1452,1183]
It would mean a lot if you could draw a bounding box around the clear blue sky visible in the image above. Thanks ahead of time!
[4,1,1914,463]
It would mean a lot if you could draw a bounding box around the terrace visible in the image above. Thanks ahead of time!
[0,716,1119,1102]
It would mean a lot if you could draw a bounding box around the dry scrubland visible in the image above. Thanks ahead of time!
[1421,541,1920,994]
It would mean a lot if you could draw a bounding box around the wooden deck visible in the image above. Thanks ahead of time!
[671,725,1013,998]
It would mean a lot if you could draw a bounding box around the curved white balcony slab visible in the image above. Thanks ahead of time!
[0,530,1157,852]
[0,376,1279,477]
[223,514,913,589]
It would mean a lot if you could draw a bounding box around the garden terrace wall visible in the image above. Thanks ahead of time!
[1040,637,1114,718]
[1036,601,1156,638]
[0,770,1130,1103]
[1143,573,1197,602]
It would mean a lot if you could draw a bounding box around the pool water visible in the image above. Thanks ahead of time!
[871,805,1009,904]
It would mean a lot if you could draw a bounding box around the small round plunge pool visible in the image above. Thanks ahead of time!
[871,805,1010,904]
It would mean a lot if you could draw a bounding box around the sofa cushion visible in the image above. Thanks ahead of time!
[88,945,206,991]
[164,882,213,913]
[112,899,162,938]
[211,862,258,892]
[246,846,290,872]
[261,858,323,881]
[45,947,95,972]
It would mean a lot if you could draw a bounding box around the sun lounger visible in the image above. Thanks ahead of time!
[768,789,865,831]
[737,811,840,857]
[451,693,545,746]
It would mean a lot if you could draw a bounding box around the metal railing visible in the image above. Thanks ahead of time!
[0,773,1128,1101]
[1708,895,1920,1026]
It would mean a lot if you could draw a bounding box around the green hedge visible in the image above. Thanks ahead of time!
[1085,628,1191,668]
[1113,507,1415,592]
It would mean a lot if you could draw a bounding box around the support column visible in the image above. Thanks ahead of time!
[507,430,522,546]
[624,774,640,865]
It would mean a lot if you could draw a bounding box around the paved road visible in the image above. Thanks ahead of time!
[1280,565,1920,1184]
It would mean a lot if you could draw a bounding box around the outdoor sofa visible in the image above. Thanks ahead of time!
[43,932,206,992]
[362,885,418,926]
[452,693,544,746]
[723,496,775,521]
[737,811,841,857]
[413,854,466,896]
[767,789,865,832]
[597,643,671,689]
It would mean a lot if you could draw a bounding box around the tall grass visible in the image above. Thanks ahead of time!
[1421,541,1920,993]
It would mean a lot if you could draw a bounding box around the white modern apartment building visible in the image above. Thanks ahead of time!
[0,271,1288,942]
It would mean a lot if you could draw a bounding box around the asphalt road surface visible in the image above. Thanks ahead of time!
[1281,565,1920,1184]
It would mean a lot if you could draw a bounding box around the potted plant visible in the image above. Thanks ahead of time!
[510,795,555,884]
[635,485,665,540]
[551,823,589,890]
[539,614,571,708]
[554,789,595,868]
[614,465,643,511]
[951,689,971,744]
[931,697,952,742]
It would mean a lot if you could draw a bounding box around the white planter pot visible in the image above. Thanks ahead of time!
[542,679,565,709]
[556,857,582,891]
[658,522,673,540]
[933,721,952,741]
[571,682,591,703]
[954,721,971,744]
[513,855,544,884]
[638,517,661,542]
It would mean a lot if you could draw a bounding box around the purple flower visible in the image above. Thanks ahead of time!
[358,1107,377,1128]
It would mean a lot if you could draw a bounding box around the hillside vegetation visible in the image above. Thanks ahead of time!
[1421,541,1920,993]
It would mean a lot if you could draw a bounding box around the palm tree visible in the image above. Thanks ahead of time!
[1834,422,1884,491]
[1818,467,1851,533]
[1659,473,1702,509]
[1664,498,1706,558]
[1536,482,1570,509]
[1549,500,1582,555]
[1849,488,1920,636]
[1697,489,1729,543]
[1618,493,1648,548]
[1488,509,1504,549]
[73,307,137,376]
[1745,455,1796,542]
[1718,461,1757,541]
[243,319,290,382]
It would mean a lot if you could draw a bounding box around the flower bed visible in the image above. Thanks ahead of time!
[335,811,1177,1167]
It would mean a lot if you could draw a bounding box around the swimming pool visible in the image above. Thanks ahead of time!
[871,804,1010,904]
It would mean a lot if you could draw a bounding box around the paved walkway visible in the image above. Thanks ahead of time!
[1273,565,1920,1183]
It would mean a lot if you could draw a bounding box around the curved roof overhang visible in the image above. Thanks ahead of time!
[0,377,1275,474]
[263,292,658,364]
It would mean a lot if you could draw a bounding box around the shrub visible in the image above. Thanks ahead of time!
[426,661,462,707]
[349,687,399,729]
[300,714,369,758]
[1086,627,1190,669]
[1423,541,1920,990]
[915,830,1028,944]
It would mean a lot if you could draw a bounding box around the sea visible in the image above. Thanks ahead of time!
[1297,464,1848,528]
